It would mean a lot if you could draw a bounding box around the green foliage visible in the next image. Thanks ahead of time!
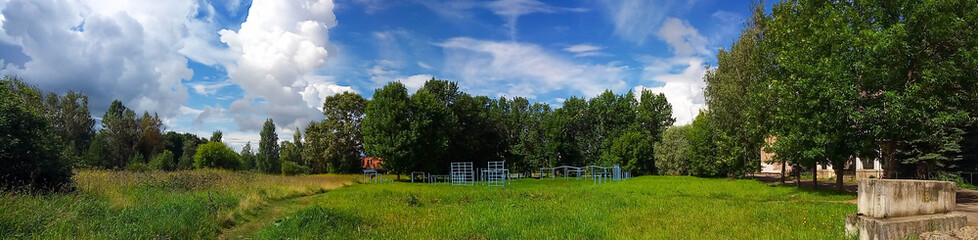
[150,150,176,171]
[655,125,692,175]
[305,92,368,174]
[138,112,164,161]
[42,91,95,161]
[0,76,73,192]
[193,142,240,170]
[280,161,311,176]
[362,82,413,175]
[258,119,280,174]
[240,142,256,171]
[101,100,141,169]
[126,152,148,172]
[687,112,726,177]
[210,130,223,143]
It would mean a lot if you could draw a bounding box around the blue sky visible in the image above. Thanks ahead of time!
[0,0,762,149]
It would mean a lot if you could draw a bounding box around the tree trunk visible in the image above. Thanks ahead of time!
[882,141,896,179]
[796,164,801,187]
[812,164,818,190]
[781,158,786,185]
[834,160,845,192]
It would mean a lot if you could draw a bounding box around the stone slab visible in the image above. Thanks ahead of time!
[846,213,967,240]
[858,179,957,218]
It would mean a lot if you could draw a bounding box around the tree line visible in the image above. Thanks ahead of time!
[0,74,675,191]
[653,1,978,191]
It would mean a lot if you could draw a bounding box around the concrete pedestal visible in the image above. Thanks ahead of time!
[846,213,967,240]
[858,179,957,218]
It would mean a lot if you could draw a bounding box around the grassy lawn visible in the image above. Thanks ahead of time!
[258,176,856,239]
[0,170,357,239]
[1,172,856,239]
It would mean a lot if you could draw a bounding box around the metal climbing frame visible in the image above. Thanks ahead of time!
[451,162,474,186]
[363,169,391,184]
[487,161,508,187]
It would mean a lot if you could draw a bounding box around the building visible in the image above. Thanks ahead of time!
[759,136,884,180]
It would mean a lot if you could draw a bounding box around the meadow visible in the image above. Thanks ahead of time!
[0,170,357,239]
[1,171,856,239]
[257,176,856,239]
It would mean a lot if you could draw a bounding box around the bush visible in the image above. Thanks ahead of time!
[0,77,73,192]
[655,125,692,175]
[193,142,240,170]
[150,150,176,171]
[281,161,311,176]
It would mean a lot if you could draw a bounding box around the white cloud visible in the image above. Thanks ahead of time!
[187,80,235,96]
[563,44,606,57]
[485,0,586,39]
[217,0,354,131]
[368,62,431,93]
[0,0,199,118]
[656,18,709,56]
[437,37,627,98]
[417,61,433,69]
[634,56,708,125]
[598,0,697,44]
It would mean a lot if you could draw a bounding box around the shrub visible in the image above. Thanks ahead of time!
[0,77,73,192]
[655,125,692,175]
[150,150,176,171]
[281,161,311,176]
[193,142,240,170]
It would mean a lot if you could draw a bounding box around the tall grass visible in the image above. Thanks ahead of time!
[0,169,356,239]
[258,176,857,239]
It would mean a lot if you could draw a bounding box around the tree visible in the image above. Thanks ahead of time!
[210,130,223,143]
[314,92,367,173]
[408,89,451,174]
[0,76,73,192]
[42,91,95,161]
[655,125,692,175]
[193,141,240,170]
[149,150,176,171]
[137,112,164,161]
[101,100,141,169]
[636,91,675,142]
[702,6,771,178]
[687,111,725,177]
[600,128,656,174]
[240,141,256,171]
[363,82,413,177]
[258,119,280,173]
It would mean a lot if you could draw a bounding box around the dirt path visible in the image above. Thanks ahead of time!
[218,189,341,239]
[956,188,978,226]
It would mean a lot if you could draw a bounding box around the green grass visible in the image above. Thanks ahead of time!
[257,176,856,239]
[1,172,856,239]
[0,169,357,239]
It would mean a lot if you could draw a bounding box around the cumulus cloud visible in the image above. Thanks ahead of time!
[0,0,200,117]
[217,0,354,131]
[633,56,710,125]
[437,37,627,99]
[656,18,709,56]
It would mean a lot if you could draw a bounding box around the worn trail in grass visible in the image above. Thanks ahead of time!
[257,176,857,239]
[219,191,329,239]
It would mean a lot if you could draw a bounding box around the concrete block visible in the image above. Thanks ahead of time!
[858,179,957,218]
[846,213,967,240]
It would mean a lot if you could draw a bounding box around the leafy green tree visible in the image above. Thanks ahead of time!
[0,76,73,192]
[600,128,656,174]
[137,112,164,161]
[636,91,674,142]
[281,140,298,167]
[655,125,692,175]
[101,100,141,169]
[687,111,725,177]
[42,91,95,161]
[363,82,413,177]
[408,89,451,174]
[210,130,223,143]
[193,141,240,170]
[240,141,256,171]
[258,119,280,173]
[177,137,202,170]
[149,150,176,171]
[314,92,367,173]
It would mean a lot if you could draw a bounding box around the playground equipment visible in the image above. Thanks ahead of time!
[363,169,393,184]
[540,164,630,184]
[486,161,509,187]
[410,171,427,183]
[450,162,474,186]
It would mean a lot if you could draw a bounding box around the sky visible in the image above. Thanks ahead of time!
[0,0,761,150]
